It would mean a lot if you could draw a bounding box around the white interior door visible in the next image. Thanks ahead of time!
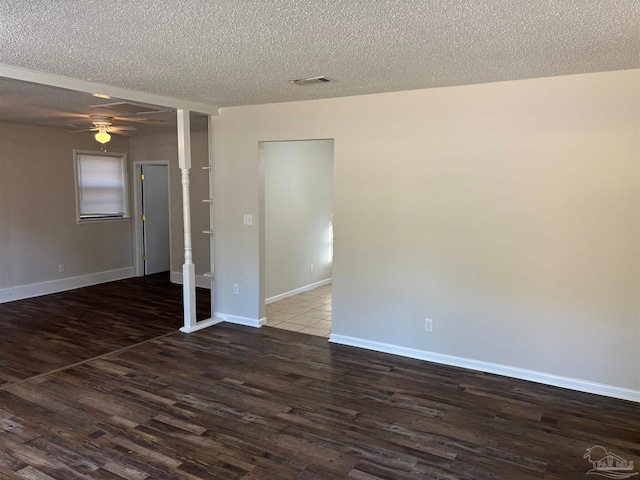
[142,164,170,274]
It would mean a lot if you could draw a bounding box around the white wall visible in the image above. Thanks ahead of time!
[264,140,333,299]
[129,130,210,277]
[213,69,640,396]
[0,122,133,296]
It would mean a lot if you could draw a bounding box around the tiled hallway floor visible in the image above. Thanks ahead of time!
[265,284,332,337]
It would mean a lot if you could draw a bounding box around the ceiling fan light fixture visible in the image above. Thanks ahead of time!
[95,127,111,144]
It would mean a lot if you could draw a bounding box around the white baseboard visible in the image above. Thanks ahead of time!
[214,312,266,328]
[170,271,212,289]
[329,334,640,403]
[265,278,332,304]
[0,267,135,304]
[179,317,224,333]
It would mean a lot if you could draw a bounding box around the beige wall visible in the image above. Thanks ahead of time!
[264,140,333,299]
[0,122,133,289]
[129,130,210,276]
[213,70,640,391]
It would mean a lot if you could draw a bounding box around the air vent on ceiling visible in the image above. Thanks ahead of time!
[289,76,332,86]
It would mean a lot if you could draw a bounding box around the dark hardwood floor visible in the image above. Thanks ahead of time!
[0,273,211,385]
[0,276,638,479]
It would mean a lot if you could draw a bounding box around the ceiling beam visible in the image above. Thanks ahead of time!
[0,64,219,116]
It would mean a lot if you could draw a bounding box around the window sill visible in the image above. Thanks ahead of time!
[77,216,131,225]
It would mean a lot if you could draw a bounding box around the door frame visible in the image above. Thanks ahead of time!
[258,138,335,321]
[132,160,172,277]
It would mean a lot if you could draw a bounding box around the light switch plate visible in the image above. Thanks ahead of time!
[243,214,253,225]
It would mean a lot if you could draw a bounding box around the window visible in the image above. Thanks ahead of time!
[74,150,129,221]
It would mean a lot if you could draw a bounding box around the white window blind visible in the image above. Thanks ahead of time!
[75,152,128,220]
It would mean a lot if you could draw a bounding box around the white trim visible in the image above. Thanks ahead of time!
[179,317,224,333]
[206,115,215,318]
[0,267,135,304]
[170,271,212,289]
[265,278,332,304]
[214,312,266,328]
[328,334,640,403]
[0,64,219,116]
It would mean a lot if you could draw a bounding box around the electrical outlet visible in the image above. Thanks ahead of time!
[58,264,65,273]
[424,318,433,333]
[243,214,253,226]
[310,264,314,273]
[233,284,239,295]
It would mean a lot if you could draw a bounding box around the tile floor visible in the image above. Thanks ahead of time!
[265,284,332,337]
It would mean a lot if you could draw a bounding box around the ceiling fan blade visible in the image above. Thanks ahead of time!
[110,130,133,137]
[116,116,168,124]
[70,128,98,133]
[110,125,137,131]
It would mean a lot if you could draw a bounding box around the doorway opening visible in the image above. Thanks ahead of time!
[133,162,171,277]
[260,139,334,338]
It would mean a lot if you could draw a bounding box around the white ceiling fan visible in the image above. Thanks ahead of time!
[69,115,137,144]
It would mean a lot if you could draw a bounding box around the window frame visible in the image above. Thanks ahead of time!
[73,149,130,223]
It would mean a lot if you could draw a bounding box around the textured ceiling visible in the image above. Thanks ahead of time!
[0,0,639,117]
[0,78,209,134]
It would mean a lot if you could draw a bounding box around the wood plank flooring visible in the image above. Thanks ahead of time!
[0,276,638,479]
[0,273,210,385]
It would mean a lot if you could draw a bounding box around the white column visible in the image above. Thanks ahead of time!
[177,109,197,330]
